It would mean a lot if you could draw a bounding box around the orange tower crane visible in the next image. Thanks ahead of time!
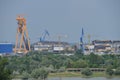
[14,15,30,54]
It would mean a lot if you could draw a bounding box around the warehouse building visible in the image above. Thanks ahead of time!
[0,43,13,55]
[112,40,120,53]
[92,40,112,53]
[33,41,75,52]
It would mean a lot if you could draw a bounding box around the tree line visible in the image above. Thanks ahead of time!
[0,50,120,79]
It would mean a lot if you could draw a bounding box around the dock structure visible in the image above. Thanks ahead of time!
[66,68,105,72]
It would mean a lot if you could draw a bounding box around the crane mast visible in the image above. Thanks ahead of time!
[14,15,30,54]
[40,30,49,42]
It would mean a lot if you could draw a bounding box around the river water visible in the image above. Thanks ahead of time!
[48,77,120,80]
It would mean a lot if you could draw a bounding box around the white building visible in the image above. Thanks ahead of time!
[33,41,75,52]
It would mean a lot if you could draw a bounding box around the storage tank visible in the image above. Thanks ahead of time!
[0,43,13,54]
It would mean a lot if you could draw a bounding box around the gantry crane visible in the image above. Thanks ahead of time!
[40,30,49,42]
[14,15,30,54]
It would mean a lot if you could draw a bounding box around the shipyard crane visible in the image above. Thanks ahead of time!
[50,34,68,45]
[57,34,67,44]
[40,30,49,42]
[14,15,30,54]
[80,28,84,52]
[85,34,99,44]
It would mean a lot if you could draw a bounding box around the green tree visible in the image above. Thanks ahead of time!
[105,59,114,66]
[106,66,114,76]
[75,49,83,57]
[47,65,54,72]
[58,66,65,72]
[73,59,87,68]
[114,67,120,75]
[0,57,12,80]
[88,53,104,68]
[31,67,49,79]
[66,58,73,68]
[22,71,30,79]
[81,68,92,76]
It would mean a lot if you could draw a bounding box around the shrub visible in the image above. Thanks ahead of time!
[0,57,12,80]
[22,71,30,79]
[81,68,92,76]
[114,67,120,75]
[106,67,114,76]
[31,67,49,79]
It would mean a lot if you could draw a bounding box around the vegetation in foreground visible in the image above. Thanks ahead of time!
[0,50,120,79]
[0,57,12,80]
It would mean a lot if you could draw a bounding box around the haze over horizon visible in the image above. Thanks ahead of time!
[0,0,120,43]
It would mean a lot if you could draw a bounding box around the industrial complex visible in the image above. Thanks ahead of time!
[33,41,75,52]
[84,40,120,55]
[0,16,120,55]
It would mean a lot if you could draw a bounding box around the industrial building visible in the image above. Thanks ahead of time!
[112,40,120,53]
[84,44,94,54]
[84,40,120,54]
[92,40,112,53]
[33,40,120,54]
[33,41,75,52]
[0,43,13,54]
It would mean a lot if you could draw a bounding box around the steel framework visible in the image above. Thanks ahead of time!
[14,15,30,54]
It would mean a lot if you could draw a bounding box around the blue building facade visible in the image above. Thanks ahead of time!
[0,43,13,54]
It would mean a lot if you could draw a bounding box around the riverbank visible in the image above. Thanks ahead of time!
[12,72,120,80]
[48,72,120,78]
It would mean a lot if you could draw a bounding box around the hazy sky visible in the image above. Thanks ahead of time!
[0,0,120,43]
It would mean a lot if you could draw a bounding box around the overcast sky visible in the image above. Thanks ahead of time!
[0,0,120,43]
